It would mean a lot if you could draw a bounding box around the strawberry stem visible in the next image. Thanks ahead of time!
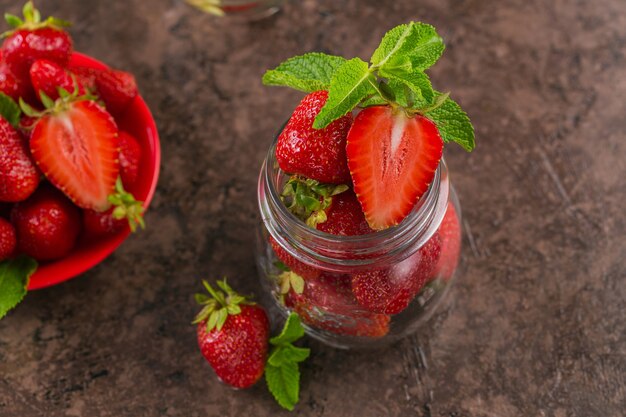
[281,176,349,227]
[107,178,145,233]
[2,1,70,38]
[192,278,255,332]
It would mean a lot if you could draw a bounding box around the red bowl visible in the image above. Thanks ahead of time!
[27,52,161,290]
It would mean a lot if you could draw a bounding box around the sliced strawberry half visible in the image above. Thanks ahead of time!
[346,106,444,230]
[30,100,119,211]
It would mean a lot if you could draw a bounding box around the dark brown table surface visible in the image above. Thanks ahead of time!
[1,0,624,416]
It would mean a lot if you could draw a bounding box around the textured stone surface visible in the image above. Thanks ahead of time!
[1,0,625,416]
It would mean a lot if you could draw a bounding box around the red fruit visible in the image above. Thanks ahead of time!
[0,58,33,102]
[346,106,444,230]
[117,131,142,189]
[11,185,81,261]
[2,27,72,78]
[83,208,127,237]
[350,234,441,314]
[432,203,461,281]
[284,272,390,338]
[17,115,37,139]
[316,189,372,236]
[195,280,269,389]
[270,236,321,280]
[67,64,99,92]
[276,91,352,184]
[0,116,40,202]
[30,59,84,100]
[30,100,119,211]
[0,217,17,260]
[94,68,138,115]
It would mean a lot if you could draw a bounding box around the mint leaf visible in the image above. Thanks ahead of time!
[262,53,347,93]
[0,93,22,127]
[371,22,444,71]
[265,361,300,411]
[425,95,475,151]
[0,257,38,320]
[313,57,376,129]
[268,344,310,367]
[270,313,305,345]
[380,69,434,105]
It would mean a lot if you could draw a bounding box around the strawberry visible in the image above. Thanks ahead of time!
[67,64,99,92]
[194,280,269,389]
[0,116,39,202]
[94,68,138,116]
[17,115,36,139]
[30,59,84,101]
[0,217,17,260]
[117,131,142,189]
[316,189,372,236]
[346,106,443,230]
[350,233,441,314]
[276,91,352,184]
[432,203,461,281]
[0,56,34,102]
[270,236,320,280]
[28,99,119,211]
[1,2,72,78]
[82,208,127,238]
[282,272,390,338]
[11,184,81,261]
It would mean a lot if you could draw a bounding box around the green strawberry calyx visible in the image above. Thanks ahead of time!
[2,1,71,38]
[108,178,145,233]
[280,175,349,228]
[19,80,97,119]
[192,279,254,332]
[263,21,475,152]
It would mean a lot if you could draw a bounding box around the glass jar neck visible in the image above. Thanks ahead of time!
[258,141,450,272]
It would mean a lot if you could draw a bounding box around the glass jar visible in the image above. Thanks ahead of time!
[255,138,462,349]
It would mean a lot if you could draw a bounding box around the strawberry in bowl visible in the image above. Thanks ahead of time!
[0,1,160,319]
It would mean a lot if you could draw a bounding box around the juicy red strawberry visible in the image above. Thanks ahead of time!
[17,115,37,139]
[270,236,321,280]
[117,131,142,189]
[346,106,443,230]
[0,117,40,202]
[11,185,81,261]
[351,234,441,314]
[432,203,461,281]
[94,68,138,115]
[276,91,352,184]
[0,217,17,260]
[316,189,372,236]
[0,58,34,102]
[82,208,127,238]
[30,100,119,211]
[2,27,72,78]
[67,64,99,92]
[284,273,390,338]
[195,280,269,389]
[30,59,84,100]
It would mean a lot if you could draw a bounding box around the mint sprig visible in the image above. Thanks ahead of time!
[265,313,310,411]
[0,257,38,320]
[262,21,475,151]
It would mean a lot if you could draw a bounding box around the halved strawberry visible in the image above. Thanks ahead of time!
[29,100,119,211]
[346,106,443,230]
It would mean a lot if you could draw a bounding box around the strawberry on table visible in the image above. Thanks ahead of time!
[194,279,269,389]
[0,115,39,202]
[276,90,352,184]
[0,217,17,261]
[1,1,72,77]
[30,58,85,100]
[11,184,81,261]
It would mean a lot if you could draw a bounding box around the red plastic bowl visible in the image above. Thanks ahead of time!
[27,53,160,290]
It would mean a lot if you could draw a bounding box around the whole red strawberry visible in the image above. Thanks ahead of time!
[0,116,40,202]
[118,131,142,189]
[316,189,372,236]
[67,64,99,92]
[11,184,81,261]
[351,233,441,314]
[0,55,34,102]
[30,59,84,101]
[94,68,138,116]
[282,271,390,338]
[432,203,461,281]
[270,236,321,280]
[1,2,73,78]
[82,208,127,238]
[194,279,269,389]
[0,217,17,260]
[276,91,352,184]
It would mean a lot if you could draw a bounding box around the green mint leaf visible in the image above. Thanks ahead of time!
[268,344,310,367]
[424,94,475,151]
[380,69,434,105]
[262,52,347,93]
[371,22,444,71]
[0,257,38,320]
[0,93,22,127]
[313,57,376,129]
[270,313,305,346]
[265,361,300,411]
[360,93,387,108]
